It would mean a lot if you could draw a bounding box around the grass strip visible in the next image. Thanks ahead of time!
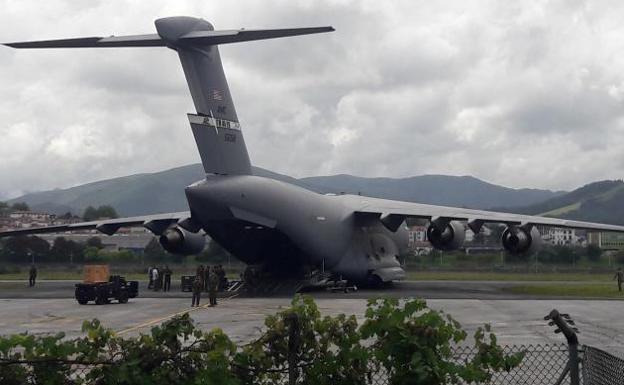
[504,283,624,298]
[406,271,613,282]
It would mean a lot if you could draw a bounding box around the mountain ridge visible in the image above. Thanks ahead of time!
[7,163,563,217]
[496,180,624,225]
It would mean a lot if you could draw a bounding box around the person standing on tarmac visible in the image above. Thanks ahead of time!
[614,267,624,292]
[196,265,205,291]
[163,265,172,292]
[208,266,219,306]
[217,264,227,291]
[147,265,154,289]
[191,274,203,307]
[204,265,210,291]
[151,267,160,291]
[28,264,37,287]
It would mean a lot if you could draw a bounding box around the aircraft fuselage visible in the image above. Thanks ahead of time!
[185,175,407,282]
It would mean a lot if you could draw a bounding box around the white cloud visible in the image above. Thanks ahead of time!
[2,0,624,200]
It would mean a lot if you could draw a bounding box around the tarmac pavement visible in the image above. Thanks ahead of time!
[1,280,623,357]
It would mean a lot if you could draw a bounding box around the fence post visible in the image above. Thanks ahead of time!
[286,313,300,385]
[545,309,580,385]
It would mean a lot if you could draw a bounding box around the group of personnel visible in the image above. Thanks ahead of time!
[191,264,228,307]
[147,265,173,292]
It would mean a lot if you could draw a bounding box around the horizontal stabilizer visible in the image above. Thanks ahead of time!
[4,27,334,49]
[4,34,165,48]
[178,27,335,45]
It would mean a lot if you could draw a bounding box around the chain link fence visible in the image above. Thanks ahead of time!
[453,344,570,385]
[4,343,623,384]
[582,345,624,385]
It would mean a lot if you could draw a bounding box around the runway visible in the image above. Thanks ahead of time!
[1,297,623,356]
[1,280,623,357]
[0,279,618,300]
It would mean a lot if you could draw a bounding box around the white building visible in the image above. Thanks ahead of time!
[8,211,56,228]
[538,226,584,246]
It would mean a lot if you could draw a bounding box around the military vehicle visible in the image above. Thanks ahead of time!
[75,275,139,305]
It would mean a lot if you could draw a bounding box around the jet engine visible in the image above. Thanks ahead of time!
[159,226,206,255]
[501,225,542,255]
[426,220,466,251]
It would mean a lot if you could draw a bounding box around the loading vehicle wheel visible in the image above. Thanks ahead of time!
[118,292,128,304]
[95,287,107,305]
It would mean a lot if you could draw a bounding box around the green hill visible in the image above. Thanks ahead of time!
[7,164,562,217]
[301,174,563,210]
[497,180,624,225]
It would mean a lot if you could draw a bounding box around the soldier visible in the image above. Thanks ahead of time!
[191,274,202,307]
[614,267,624,292]
[204,264,210,291]
[196,265,205,291]
[217,264,227,291]
[28,264,37,287]
[163,265,172,292]
[208,266,219,306]
[147,265,154,289]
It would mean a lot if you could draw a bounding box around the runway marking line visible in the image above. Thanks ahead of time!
[116,294,239,336]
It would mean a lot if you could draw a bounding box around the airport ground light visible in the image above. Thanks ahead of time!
[0,295,522,385]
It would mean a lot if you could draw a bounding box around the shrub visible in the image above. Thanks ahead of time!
[0,296,523,384]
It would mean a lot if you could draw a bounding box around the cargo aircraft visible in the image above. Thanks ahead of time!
[3,16,624,286]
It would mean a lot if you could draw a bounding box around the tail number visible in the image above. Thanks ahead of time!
[224,133,237,143]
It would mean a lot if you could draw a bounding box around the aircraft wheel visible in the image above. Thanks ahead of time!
[367,274,384,289]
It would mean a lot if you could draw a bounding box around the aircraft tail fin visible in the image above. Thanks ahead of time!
[5,17,334,175]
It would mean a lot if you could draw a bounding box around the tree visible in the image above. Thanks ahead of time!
[97,205,118,219]
[0,235,50,263]
[50,237,85,264]
[83,205,119,221]
[59,212,74,220]
[83,206,99,221]
[360,297,524,384]
[586,244,603,262]
[86,237,104,250]
[84,246,105,263]
[0,201,8,210]
[11,202,29,211]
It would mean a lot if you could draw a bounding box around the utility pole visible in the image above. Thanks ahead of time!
[535,252,538,274]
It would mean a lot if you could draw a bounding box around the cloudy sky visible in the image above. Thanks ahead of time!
[1,0,624,200]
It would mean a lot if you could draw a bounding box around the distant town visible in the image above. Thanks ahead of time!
[0,203,153,254]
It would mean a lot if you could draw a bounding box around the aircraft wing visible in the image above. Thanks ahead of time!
[352,196,624,233]
[0,211,192,238]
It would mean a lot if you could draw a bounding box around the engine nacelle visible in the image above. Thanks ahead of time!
[159,226,206,255]
[501,226,542,255]
[426,220,466,251]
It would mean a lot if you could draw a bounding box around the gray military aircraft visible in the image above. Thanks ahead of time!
[3,16,624,286]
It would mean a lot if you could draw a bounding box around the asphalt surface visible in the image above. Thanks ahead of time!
[0,279,615,300]
[1,280,623,357]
